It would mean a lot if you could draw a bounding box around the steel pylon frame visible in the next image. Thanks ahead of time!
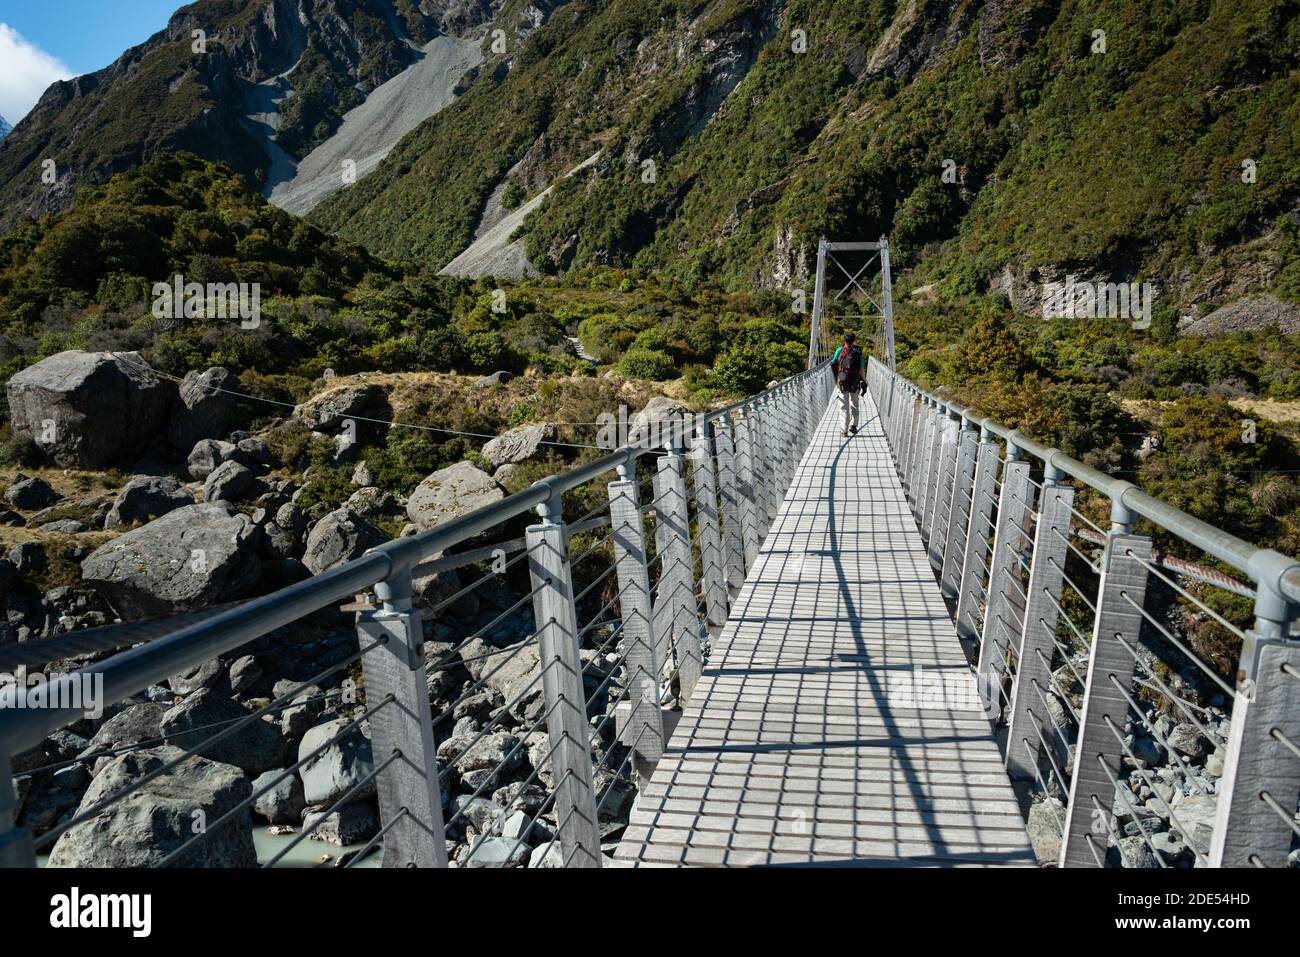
[807,237,896,371]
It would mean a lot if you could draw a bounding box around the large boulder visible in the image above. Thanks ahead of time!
[252,769,306,824]
[47,746,257,867]
[298,718,375,805]
[406,461,504,531]
[297,383,391,439]
[4,475,60,511]
[168,367,239,453]
[5,350,171,468]
[204,459,254,503]
[628,395,690,447]
[78,703,169,772]
[159,688,284,775]
[104,475,195,529]
[302,507,388,574]
[80,503,263,617]
[187,439,240,481]
[482,424,556,468]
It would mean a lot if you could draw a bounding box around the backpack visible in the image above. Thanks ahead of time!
[833,344,862,388]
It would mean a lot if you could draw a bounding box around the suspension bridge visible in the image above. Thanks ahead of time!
[1,239,1298,869]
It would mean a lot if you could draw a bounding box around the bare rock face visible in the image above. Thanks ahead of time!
[406,461,504,530]
[168,367,239,452]
[80,502,263,617]
[1183,295,1300,336]
[5,351,172,468]
[47,746,257,868]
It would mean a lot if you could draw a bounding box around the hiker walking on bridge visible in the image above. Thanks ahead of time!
[831,331,864,437]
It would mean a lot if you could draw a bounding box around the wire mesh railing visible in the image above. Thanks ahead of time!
[868,356,1300,869]
[0,362,833,869]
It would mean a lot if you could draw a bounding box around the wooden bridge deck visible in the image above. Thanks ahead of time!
[615,389,1036,867]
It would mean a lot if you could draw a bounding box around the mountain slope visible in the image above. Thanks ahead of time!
[0,0,482,229]
[0,116,12,140]
[310,0,1300,314]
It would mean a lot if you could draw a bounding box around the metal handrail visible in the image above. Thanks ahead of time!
[0,361,830,758]
[869,357,1300,616]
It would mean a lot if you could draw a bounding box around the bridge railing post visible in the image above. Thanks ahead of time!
[911,400,934,521]
[715,415,746,592]
[1209,593,1300,867]
[1005,468,1075,786]
[358,565,449,867]
[977,454,1034,697]
[690,421,729,630]
[954,428,1000,647]
[1059,520,1154,867]
[607,473,666,774]
[733,409,761,569]
[939,422,979,599]
[654,447,703,704]
[525,515,603,867]
[926,412,960,570]
[752,399,774,536]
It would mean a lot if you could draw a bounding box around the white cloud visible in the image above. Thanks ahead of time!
[0,23,74,125]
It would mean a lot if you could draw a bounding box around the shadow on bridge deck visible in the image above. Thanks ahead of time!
[615,389,1037,867]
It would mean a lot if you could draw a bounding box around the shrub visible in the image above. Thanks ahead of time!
[618,347,677,380]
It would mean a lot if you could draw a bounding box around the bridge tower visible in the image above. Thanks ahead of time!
[807,237,896,370]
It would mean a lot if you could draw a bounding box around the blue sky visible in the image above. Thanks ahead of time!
[0,0,180,122]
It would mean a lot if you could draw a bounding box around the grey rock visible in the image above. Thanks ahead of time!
[482,424,555,468]
[6,350,171,469]
[457,638,543,722]
[527,842,564,868]
[437,732,522,791]
[79,703,168,771]
[187,439,239,481]
[1115,835,1158,869]
[464,834,528,867]
[305,801,378,846]
[5,475,60,510]
[1150,830,1193,866]
[628,395,689,446]
[18,784,81,836]
[168,367,238,452]
[1184,294,1300,336]
[47,746,256,867]
[298,383,390,432]
[493,782,549,815]
[204,459,254,503]
[104,475,194,528]
[252,769,306,824]
[406,461,504,531]
[80,503,263,617]
[1171,793,1218,855]
[235,437,275,467]
[449,796,505,834]
[298,718,375,805]
[351,460,375,486]
[1166,723,1207,760]
[40,519,88,533]
[301,507,388,575]
[6,542,45,573]
[344,486,397,519]
[473,371,514,389]
[228,655,262,695]
[169,659,224,696]
[159,688,283,774]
